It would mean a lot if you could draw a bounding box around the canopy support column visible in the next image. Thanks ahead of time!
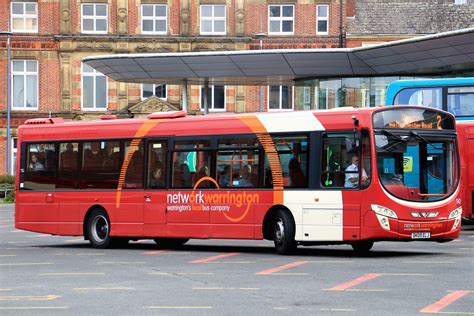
[181,80,188,113]
[203,79,209,115]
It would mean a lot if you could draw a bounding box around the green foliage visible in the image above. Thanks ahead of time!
[0,175,15,184]
[3,190,14,203]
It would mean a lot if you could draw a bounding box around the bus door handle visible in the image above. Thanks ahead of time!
[144,195,151,203]
[46,193,54,203]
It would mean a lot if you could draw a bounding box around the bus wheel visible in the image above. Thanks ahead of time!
[351,240,374,254]
[273,209,297,255]
[153,238,189,249]
[86,209,112,249]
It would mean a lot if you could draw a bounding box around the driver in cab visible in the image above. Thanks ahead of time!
[344,156,368,188]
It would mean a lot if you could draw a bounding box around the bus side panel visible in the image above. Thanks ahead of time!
[341,190,361,242]
[467,138,474,218]
[16,192,59,234]
[56,192,81,236]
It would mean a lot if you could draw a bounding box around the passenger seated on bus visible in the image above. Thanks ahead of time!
[29,154,45,171]
[344,156,367,188]
[149,163,165,189]
[219,165,231,187]
[194,165,212,188]
[238,165,253,187]
[289,158,305,187]
[178,163,192,188]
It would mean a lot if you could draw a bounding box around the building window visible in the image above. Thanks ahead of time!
[12,60,38,110]
[268,86,293,111]
[200,85,226,111]
[11,2,38,33]
[142,84,167,100]
[81,3,108,34]
[82,63,107,111]
[303,86,311,110]
[268,5,294,35]
[200,5,226,35]
[141,4,167,34]
[316,5,329,35]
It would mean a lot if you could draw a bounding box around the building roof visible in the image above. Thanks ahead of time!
[347,0,474,36]
[83,28,474,85]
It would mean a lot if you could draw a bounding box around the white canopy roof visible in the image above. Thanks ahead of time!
[83,28,474,85]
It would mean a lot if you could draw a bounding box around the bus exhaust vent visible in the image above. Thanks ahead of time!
[99,115,117,120]
[147,111,187,120]
[24,117,65,125]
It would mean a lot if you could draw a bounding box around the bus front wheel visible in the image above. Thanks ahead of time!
[86,209,113,249]
[273,209,297,255]
[351,240,374,254]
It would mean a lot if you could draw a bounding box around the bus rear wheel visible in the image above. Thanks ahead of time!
[153,238,189,249]
[86,209,113,249]
[273,209,297,255]
[351,240,374,254]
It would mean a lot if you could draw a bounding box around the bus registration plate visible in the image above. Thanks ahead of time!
[411,232,430,239]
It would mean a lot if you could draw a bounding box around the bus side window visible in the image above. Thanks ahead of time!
[124,141,144,189]
[57,142,79,189]
[147,141,167,189]
[172,139,212,189]
[81,141,122,189]
[320,134,360,189]
[270,134,308,188]
[24,143,57,190]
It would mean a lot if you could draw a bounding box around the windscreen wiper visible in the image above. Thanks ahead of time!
[409,131,428,143]
[382,129,403,140]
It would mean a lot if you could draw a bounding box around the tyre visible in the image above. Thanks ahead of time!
[153,238,189,249]
[351,240,374,254]
[273,209,297,255]
[86,209,113,249]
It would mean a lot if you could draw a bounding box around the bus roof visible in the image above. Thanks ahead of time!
[386,77,474,105]
[19,106,452,142]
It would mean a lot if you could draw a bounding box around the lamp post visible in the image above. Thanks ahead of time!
[255,31,266,112]
[1,31,13,175]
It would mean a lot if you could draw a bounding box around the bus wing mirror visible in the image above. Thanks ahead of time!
[345,137,359,153]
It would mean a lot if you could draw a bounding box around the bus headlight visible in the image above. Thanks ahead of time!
[449,207,462,231]
[371,205,398,219]
[372,205,398,231]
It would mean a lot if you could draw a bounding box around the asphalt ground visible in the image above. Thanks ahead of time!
[0,204,473,315]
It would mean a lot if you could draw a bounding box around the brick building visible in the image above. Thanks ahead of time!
[0,0,473,175]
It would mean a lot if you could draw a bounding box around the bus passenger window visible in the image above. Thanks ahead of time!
[269,135,308,188]
[217,138,260,188]
[320,134,362,189]
[24,143,57,190]
[172,140,212,189]
[147,141,167,189]
[81,141,122,189]
[123,141,144,189]
[57,142,79,189]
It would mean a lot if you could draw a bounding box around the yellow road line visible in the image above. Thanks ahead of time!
[402,261,455,264]
[204,261,255,264]
[148,272,214,275]
[73,287,134,291]
[97,261,147,264]
[0,263,53,266]
[40,273,106,276]
[0,307,69,310]
[0,295,61,301]
[192,287,259,291]
[271,273,309,276]
[306,260,354,264]
[144,306,212,309]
